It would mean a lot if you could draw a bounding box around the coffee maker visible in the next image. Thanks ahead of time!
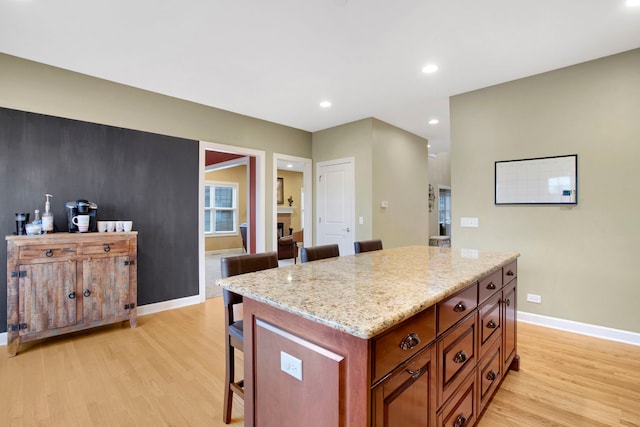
[65,199,98,232]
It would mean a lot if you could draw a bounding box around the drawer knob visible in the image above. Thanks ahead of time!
[453,350,467,364]
[454,414,467,427]
[487,320,497,329]
[453,301,466,313]
[104,244,111,252]
[406,368,422,379]
[399,332,421,350]
[506,270,514,276]
[486,282,496,290]
[68,292,76,299]
[83,289,91,297]
[486,370,497,381]
[45,249,53,257]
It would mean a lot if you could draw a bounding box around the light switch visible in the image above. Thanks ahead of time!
[359,216,364,224]
[460,217,479,228]
[380,201,389,208]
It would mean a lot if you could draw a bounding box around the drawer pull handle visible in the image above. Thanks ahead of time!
[104,244,111,252]
[406,368,422,379]
[45,249,53,257]
[506,270,514,276]
[487,320,497,329]
[486,282,496,290]
[503,298,511,307]
[399,332,421,350]
[454,414,467,427]
[83,289,91,297]
[453,302,466,312]
[453,350,467,364]
[68,292,76,299]
[486,370,497,381]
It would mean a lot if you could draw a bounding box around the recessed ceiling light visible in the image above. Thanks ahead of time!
[427,144,432,148]
[320,101,332,108]
[626,0,640,6]
[422,64,438,74]
[428,119,439,125]
[287,164,293,168]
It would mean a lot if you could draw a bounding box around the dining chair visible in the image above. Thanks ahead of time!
[300,244,340,263]
[354,239,383,254]
[220,251,278,423]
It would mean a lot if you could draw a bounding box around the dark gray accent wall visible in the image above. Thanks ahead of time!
[0,107,199,332]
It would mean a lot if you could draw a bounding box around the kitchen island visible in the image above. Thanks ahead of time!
[218,246,519,427]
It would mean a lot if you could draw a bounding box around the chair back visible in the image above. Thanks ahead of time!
[221,251,278,321]
[354,239,383,254]
[300,244,340,263]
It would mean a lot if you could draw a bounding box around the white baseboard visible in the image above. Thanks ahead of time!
[518,311,640,346]
[0,294,204,348]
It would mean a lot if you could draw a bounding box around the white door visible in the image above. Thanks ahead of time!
[316,158,355,256]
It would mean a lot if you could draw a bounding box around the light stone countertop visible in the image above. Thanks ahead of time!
[217,246,519,339]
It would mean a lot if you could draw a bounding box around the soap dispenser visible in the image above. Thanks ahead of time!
[42,194,54,234]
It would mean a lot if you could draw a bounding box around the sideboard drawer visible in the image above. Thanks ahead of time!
[82,240,130,255]
[479,269,502,305]
[437,283,478,335]
[19,244,77,260]
[372,306,436,383]
[503,261,517,285]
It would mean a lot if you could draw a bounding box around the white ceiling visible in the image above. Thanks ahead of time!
[1,0,639,154]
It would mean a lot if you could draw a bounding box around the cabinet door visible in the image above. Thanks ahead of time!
[372,346,435,427]
[502,279,517,371]
[82,256,130,322]
[19,261,77,333]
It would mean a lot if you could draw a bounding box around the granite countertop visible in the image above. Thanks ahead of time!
[217,246,519,339]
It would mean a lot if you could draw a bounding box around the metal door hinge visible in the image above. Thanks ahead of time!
[124,303,136,310]
[124,260,135,266]
[9,323,28,331]
[11,271,27,278]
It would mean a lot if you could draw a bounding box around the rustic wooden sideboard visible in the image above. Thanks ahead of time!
[6,232,138,356]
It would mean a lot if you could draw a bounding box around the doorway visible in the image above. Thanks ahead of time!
[273,154,313,252]
[438,186,451,237]
[199,141,266,301]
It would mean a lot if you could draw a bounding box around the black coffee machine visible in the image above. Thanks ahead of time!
[65,199,98,232]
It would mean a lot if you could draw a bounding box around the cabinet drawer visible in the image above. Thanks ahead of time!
[372,307,435,384]
[479,292,501,358]
[503,261,517,285]
[478,269,502,305]
[437,283,477,335]
[438,313,476,407]
[478,338,502,415]
[438,370,476,427]
[19,244,77,260]
[82,240,130,255]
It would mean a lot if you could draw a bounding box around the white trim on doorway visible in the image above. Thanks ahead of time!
[199,141,266,302]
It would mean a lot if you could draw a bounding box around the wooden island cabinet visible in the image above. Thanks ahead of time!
[218,246,519,427]
[6,232,138,356]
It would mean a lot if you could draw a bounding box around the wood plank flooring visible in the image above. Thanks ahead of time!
[1,298,638,426]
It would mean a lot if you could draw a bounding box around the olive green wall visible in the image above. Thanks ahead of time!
[312,118,429,247]
[0,53,312,251]
[450,49,640,334]
[204,166,247,252]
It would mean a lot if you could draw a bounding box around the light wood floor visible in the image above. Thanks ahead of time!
[1,298,638,426]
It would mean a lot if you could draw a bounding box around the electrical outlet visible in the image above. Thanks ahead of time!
[460,217,479,228]
[280,351,302,381]
[527,293,542,304]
